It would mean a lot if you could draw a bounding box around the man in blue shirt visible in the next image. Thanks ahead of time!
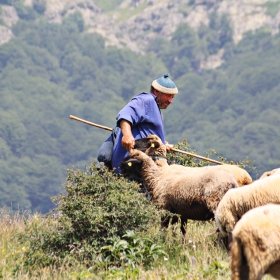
[98,73,178,173]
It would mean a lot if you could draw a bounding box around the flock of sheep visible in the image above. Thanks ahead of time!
[120,134,280,280]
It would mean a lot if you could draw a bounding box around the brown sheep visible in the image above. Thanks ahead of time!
[133,134,252,187]
[120,148,239,233]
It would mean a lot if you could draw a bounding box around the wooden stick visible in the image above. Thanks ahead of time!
[69,115,112,131]
[69,115,224,165]
[170,147,224,165]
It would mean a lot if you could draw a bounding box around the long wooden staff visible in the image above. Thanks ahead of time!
[69,115,112,131]
[69,115,224,165]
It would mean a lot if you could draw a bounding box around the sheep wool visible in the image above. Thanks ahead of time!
[259,168,280,179]
[231,204,280,280]
[121,149,239,225]
[134,134,252,187]
[215,174,280,237]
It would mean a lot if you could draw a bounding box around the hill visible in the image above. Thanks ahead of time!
[0,0,280,212]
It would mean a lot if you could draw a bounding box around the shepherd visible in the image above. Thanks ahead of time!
[97,73,178,173]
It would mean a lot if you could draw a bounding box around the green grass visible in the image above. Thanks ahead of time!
[93,0,124,12]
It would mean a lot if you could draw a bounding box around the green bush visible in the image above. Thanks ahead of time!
[19,162,163,268]
[98,230,167,269]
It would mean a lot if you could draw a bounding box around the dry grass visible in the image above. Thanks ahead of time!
[0,208,275,280]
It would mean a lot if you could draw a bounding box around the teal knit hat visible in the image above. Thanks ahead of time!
[152,73,178,94]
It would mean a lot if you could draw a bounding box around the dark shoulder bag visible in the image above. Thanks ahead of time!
[97,126,120,169]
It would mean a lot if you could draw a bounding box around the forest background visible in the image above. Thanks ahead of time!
[0,0,280,213]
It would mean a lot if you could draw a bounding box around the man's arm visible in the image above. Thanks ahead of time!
[120,119,135,152]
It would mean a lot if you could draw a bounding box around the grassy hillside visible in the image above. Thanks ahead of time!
[0,160,274,279]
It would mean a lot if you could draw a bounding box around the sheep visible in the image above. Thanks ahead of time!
[231,204,280,280]
[259,168,280,179]
[120,148,239,233]
[133,134,253,187]
[215,174,280,238]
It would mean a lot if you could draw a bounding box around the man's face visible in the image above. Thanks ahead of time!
[154,90,175,109]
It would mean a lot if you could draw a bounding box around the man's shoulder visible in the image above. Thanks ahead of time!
[133,92,155,101]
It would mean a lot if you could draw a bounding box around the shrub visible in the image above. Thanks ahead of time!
[98,230,167,269]
[19,162,163,268]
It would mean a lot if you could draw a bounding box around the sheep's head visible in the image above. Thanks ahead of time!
[120,156,143,179]
[259,168,280,179]
[134,134,166,157]
[120,150,148,178]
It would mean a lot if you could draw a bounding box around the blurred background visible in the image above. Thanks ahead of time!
[0,0,280,213]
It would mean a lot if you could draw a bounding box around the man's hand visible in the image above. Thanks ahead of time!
[120,120,135,152]
[165,141,173,152]
[122,134,135,152]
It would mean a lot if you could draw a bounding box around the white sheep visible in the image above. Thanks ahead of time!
[231,204,280,280]
[133,134,253,187]
[120,149,239,232]
[215,174,280,238]
[259,168,280,179]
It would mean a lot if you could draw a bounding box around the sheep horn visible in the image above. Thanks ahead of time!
[69,115,224,165]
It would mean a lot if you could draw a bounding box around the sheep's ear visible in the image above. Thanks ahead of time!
[126,158,142,165]
[134,138,151,151]
[150,141,161,148]
[120,158,142,168]
[120,158,143,175]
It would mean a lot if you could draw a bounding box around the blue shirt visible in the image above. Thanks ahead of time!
[111,92,165,173]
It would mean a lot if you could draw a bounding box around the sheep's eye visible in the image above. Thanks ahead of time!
[151,143,155,148]
[128,162,132,166]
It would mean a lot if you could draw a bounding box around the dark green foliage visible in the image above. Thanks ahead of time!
[32,0,46,14]
[63,11,84,33]
[55,164,159,245]
[0,15,164,213]
[155,25,280,180]
[0,2,280,213]
[13,0,37,20]
[264,1,280,17]
[148,15,233,77]
[20,162,163,268]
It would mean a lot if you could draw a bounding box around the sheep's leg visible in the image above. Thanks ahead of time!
[161,214,179,229]
[161,215,187,237]
[231,237,249,280]
[180,219,187,236]
[228,232,233,253]
[161,215,171,229]
[268,260,280,279]
[218,232,231,252]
